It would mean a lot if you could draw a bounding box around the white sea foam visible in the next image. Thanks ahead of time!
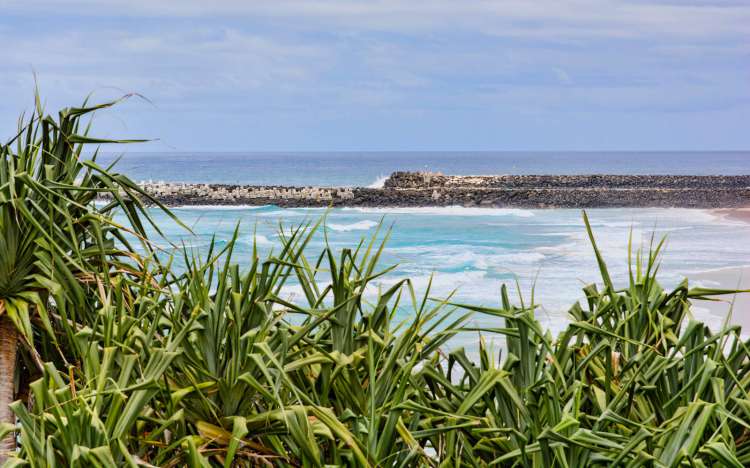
[254,210,303,217]
[343,206,535,217]
[665,208,723,223]
[326,220,379,232]
[251,234,274,246]
[376,270,490,298]
[367,175,389,188]
[173,204,272,211]
[684,264,750,275]
[390,245,547,270]
[134,205,750,346]
[533,242,580,256]
[597,221,640,228]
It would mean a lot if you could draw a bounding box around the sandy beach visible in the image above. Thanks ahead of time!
[689,207,750,332]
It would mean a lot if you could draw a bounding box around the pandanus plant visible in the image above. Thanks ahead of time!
[157,221,468,466]
[3,95,750,466]
[409,214,750,466]
[0,93,174,460]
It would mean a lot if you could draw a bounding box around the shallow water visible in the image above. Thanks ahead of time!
[139,205,750,344]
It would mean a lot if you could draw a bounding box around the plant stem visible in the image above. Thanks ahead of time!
[0,315,18,461]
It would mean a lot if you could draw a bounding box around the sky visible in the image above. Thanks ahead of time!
[1,0,749,151]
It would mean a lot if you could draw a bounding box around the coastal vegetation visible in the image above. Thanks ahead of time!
[1,98,749,467]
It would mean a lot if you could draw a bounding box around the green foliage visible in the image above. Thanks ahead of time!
[0,91,177,364]
[2,97,750,466]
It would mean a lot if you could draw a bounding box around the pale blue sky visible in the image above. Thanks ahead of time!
[1,0,748,151]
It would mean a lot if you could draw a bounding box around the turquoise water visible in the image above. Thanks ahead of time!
[144,205,750,341]
[106,151,750,348]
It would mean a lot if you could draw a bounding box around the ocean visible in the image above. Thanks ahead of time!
[109,152,750,345]
[99,151,750,187]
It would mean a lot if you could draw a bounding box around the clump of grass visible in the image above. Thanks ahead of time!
[2,97,749,467]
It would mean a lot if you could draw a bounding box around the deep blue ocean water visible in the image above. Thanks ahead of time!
[107,152,750,347]
[100,151,750,187]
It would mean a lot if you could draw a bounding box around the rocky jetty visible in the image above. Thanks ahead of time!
[129,172,750,208]
[384,172,750,190]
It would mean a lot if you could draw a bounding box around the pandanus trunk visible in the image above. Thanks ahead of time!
[0,316,17,461]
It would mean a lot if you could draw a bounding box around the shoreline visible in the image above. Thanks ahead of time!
[688,209,750,332]
[711,207,750,223]
[690,265,750,333]
[125,172,750,209]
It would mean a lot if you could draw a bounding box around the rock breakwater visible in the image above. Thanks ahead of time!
[128,172,750,208]
[385,172,750,190]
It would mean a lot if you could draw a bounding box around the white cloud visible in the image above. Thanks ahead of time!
[1,0,748,149]
[3,0,750,39]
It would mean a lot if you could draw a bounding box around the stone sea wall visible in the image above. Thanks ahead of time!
[384,172,750,190]
[130,172,750,208]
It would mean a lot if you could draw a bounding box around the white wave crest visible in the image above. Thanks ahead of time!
[343,206,535,217]
[252,234,274,246]
[326,220,379,232]
[172,204,272,211]
[372,270,489,298]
